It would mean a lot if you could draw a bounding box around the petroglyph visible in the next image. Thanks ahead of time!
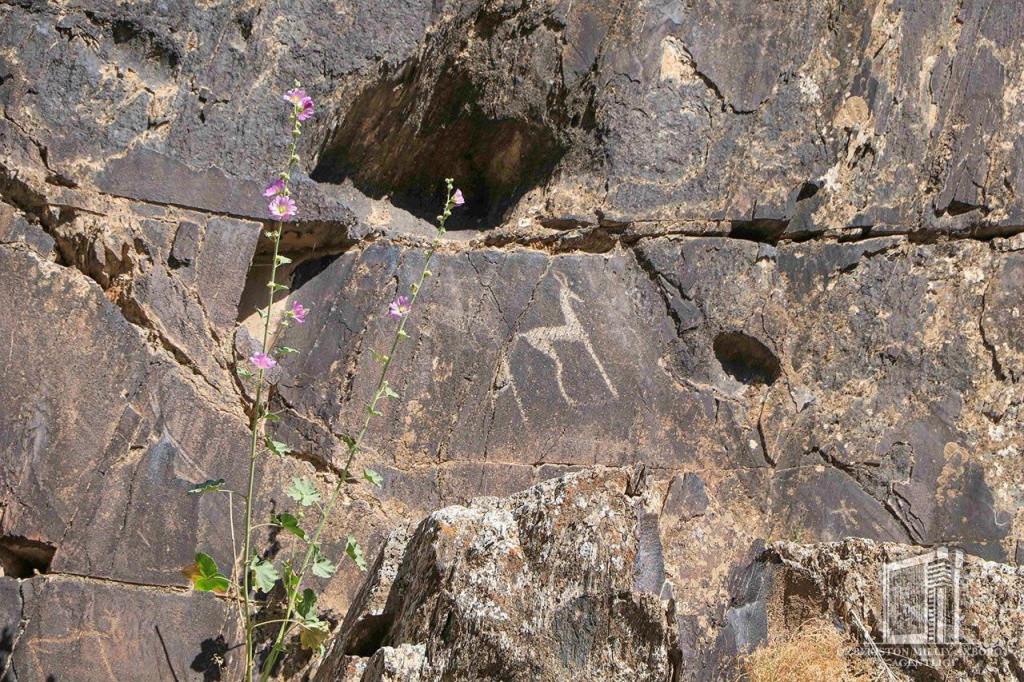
[498,271,618,422]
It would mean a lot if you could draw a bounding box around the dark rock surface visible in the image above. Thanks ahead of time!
[1,0,1023,678]
[13,576,235,681]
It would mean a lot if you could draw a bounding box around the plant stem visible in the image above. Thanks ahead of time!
[227,491,244,632]
[241,227,277,679]
[240,106,303,682]
[259,187,454,680]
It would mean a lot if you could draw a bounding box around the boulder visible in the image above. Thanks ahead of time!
[315,468,678,681]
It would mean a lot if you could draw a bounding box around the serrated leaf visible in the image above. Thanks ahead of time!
[383,385,399,399]
[277,346,299,355]
[299,620,330,651]
[363,468,383,488]
[250,557,280,593]
[286,477,322,507]
[265,438,291,457]
[188,478,225,494]
[369,349,389,363]
[274,512,306,541]
[275,255,293,266]
[312,554,337,579]
[195,552,218,576]
[186,552,229,593]
[345,534,367,571]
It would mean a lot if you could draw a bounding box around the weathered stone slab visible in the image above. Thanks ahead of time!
[12,575,238,681]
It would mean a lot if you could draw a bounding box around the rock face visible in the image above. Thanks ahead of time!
[1,0,1024,679]
[315,468,678,682]
[748,539,1024,680]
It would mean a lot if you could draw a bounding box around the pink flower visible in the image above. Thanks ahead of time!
[284,88,307,106]
[268,195,297,220]
[284,89,314,121]
[264,178,285,198]
[250,352,276,370]
[388,296,411,319]
[453,189,464,206]
[290,301,307,324]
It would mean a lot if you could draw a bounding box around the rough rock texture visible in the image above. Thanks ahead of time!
[315,468,678,682]
[747,539,1024,680]
[1,0,1024,678]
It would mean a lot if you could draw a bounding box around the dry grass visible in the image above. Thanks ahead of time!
[738,619,889,682]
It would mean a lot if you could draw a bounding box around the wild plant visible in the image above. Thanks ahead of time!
[184,81,463,681]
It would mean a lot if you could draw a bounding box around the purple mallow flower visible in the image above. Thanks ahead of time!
[268,195,297,220]
[250,352,277,370]
[284,88,315,121]
[453,189,465,206]
[284,88,308,106]
[290,301,307,325]
[388,296,412,319]
[264,178,285,198]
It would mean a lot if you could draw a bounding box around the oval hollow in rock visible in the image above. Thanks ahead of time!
[713,331,781,386]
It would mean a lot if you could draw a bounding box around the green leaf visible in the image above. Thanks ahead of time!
[295,588,318,620]
[274,512,307,541]
[367,405,383,417]
[237,367,254,379]
[263,412,280,422]
[186,552,229,593]
[369,349,389,363]
[286,477,322,507]
[188,478,225,494]
[363,468,383,488]
[267,281,288,292]
[250,557,280,593]
[397,329,409,339]
[299,619,330,651]
[265,437,291,457]
[383,384,399,399]
[194,574,231,592]
[344,534,367,572]
[277,346,299,355]
[312,553,337,579]
[281,561,300,592]
[275,255,293,266]
[340,434,356,449]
